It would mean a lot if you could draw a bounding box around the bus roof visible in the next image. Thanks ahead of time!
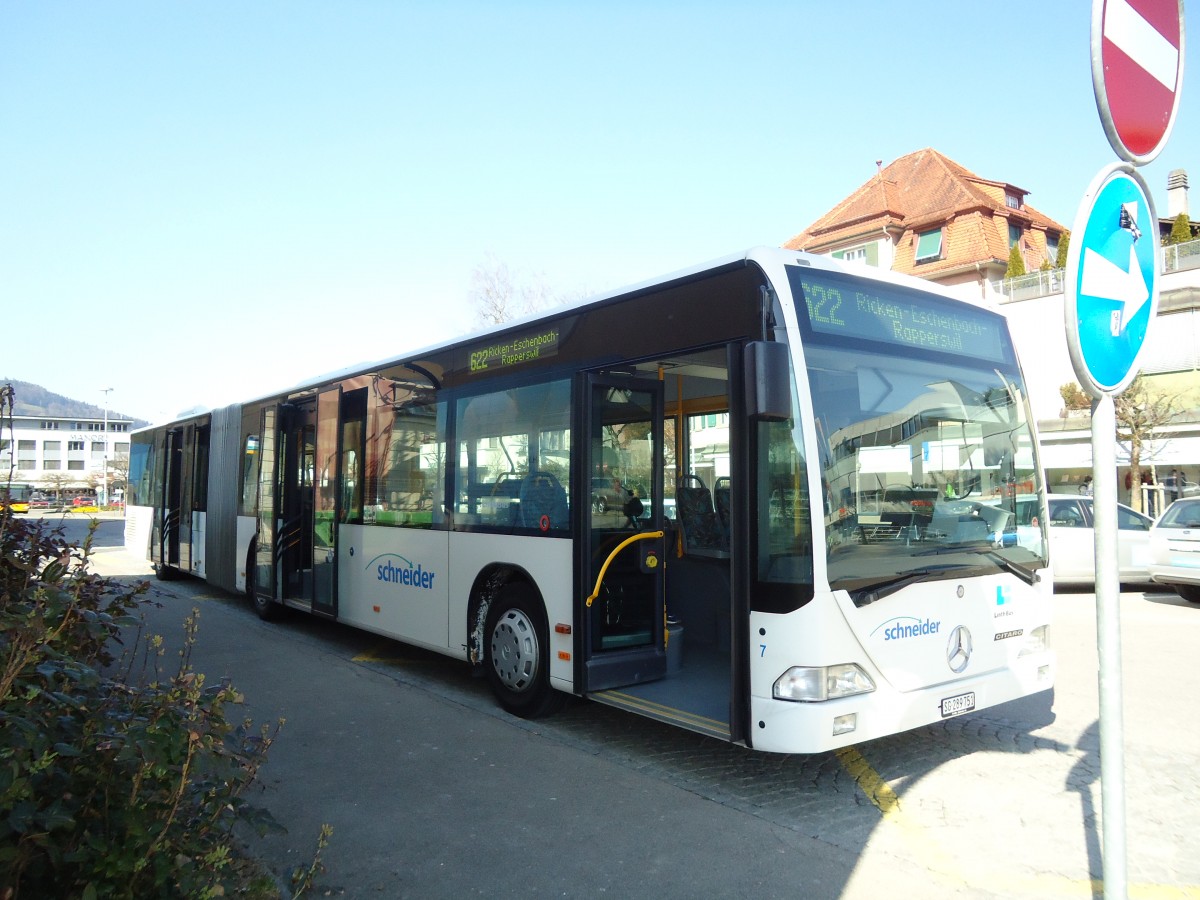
[143,246,985,430]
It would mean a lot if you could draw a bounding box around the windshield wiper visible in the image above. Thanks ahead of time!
[912,542,1038,586]
[973,547,1036,585]
[848,564,976,607]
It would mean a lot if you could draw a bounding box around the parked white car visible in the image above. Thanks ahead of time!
[1147,497,1200,604]
[1041,494,1155,586]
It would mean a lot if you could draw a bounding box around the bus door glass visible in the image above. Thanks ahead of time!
[148,430,167,569]
[254,406,280,602]
[176,424,195,573]
[581,374,666,692]
[255,401,318,607]
[190,423,210,575]
[285,398,318,605]
[163,427,184,568]
[312,386,348,617]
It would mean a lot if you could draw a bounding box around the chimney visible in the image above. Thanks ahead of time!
[1167,168,1189,218]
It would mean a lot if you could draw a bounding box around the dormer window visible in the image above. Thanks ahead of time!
[1005,192,1022,210]
[915,228,943,263]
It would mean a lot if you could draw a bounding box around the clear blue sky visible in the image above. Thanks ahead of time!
[3,1,1196,422]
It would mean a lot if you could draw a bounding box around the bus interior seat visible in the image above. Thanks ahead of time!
[713,476,731,537]
[519,471,569,530]
[676,475,728,557]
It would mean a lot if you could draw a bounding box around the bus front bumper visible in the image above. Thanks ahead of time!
[748,651,1054,754]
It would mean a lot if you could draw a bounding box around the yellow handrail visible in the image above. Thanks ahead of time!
[585,530,665,607]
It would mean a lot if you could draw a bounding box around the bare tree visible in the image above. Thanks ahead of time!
[1114,375,1185,513]
[109,451,130,501]
[468,254,578,326]
[39,471,75,505]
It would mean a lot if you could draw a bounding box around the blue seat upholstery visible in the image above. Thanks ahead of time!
[520,471,569,531]
[676,475,728,556]
[713,476,731,538]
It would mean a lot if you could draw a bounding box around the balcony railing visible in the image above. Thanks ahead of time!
[991,268,1067,303]
[1162,236,1200,273]
[990,236,1200,302]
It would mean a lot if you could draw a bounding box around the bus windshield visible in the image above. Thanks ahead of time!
[788,266,1049,606]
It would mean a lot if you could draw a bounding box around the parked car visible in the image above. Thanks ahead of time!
[1040,494,1155,586]
[1147,496,1200,604]
[590,477,628,514]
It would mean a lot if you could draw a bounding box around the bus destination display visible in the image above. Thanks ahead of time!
[789,268,1008,363]
[469,327,560,373]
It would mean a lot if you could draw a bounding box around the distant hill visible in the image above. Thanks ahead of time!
[3,380,148,427]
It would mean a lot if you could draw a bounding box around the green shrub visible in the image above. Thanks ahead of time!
[1055,230,1070,269]
[1164,211,1194,245]
[1005,243,1026,278]
[0,509,283,899]
[1059,382,1092,411]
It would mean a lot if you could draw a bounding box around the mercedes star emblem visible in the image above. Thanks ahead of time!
[946,625,972,673]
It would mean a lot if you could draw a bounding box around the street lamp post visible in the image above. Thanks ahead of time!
[101,388,113,507]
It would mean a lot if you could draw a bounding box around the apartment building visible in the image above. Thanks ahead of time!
[784,148,1067,297]
[783,148,1200,506]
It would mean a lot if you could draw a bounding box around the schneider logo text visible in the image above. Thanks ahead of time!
[374,556,436,590]
[875,617,942,641]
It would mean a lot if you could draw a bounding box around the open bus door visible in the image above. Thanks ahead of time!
[152,427,182,573]
[253,388,349,619]
[151,421,208,578]
[255,399,320,613]
[580,348,741,743]
[311,386,342,618]
[580,374,668,692]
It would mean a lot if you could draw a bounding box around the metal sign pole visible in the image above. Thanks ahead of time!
[1092,393,1127,899]
[1080,4,1183,896]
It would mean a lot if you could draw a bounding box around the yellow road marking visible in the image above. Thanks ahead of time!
[835,746,1200,899]
[352,643,445,666]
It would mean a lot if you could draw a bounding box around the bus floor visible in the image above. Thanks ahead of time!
[591,640,731,740]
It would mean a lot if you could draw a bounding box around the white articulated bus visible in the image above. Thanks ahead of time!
[125,247,1054,753]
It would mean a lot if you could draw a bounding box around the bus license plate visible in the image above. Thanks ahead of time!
[940,692,975,718]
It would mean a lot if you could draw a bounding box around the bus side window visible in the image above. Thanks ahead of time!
[370,401,445,528]
[454,381,571,532]
[241,434,260,515]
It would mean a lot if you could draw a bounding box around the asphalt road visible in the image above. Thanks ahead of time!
[55,514,1200,898]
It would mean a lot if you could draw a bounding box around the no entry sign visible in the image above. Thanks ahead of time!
[1091,0,1185,164]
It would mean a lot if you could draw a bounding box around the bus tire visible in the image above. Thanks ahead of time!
[484,582,562,719]
[1175,584,1200,604]
[155,563,178,581]
[247,543,280,621]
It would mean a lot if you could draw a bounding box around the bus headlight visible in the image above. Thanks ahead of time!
[773,663,876,702]
[1019,625,1049,657]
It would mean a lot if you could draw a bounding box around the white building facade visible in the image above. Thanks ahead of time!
[979,240,1200,508]
[1,413,134,502]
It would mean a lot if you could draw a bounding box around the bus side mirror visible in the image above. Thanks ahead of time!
[745,341,792,421]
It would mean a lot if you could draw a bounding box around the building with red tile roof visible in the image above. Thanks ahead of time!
[783,148,1067,297]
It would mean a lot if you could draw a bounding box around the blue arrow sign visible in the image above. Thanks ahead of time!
[1065,162,1160,396]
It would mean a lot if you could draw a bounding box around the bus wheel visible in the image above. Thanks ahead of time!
[484,583,561,719]
[155,563,178,581]
[1175,584,1200,604]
